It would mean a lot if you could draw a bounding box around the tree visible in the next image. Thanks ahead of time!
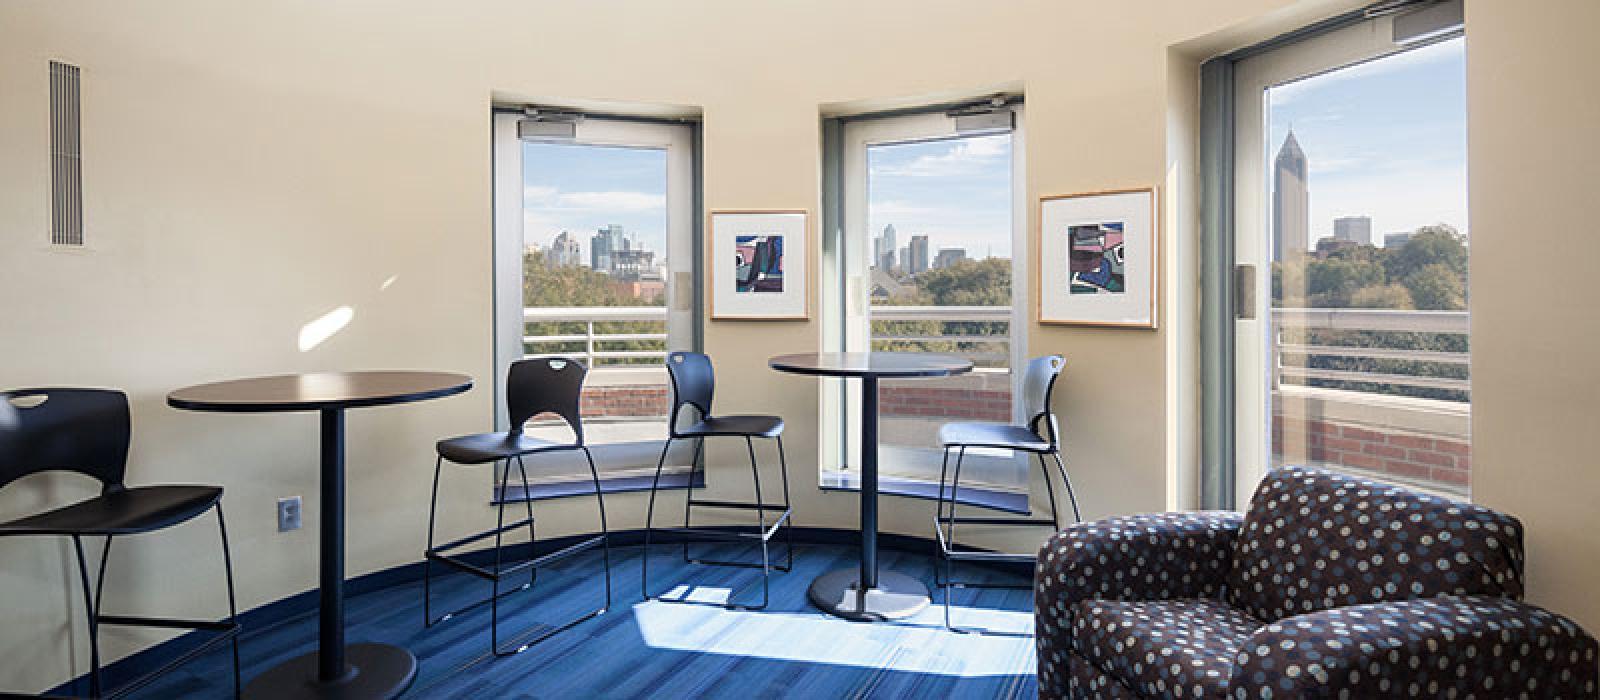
[1387,224,1467,281]
[1349,283,1414,309]
[522,250,666,365]
[1403,263,1466,310]
[914,258,1011,306]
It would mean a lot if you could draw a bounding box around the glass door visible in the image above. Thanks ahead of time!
[1234,16,1469,503]
[492,114,697,488]
[829,107,1028,494]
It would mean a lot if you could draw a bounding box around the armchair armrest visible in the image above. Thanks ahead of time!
[1035,511,1244,699]
[1229,595,1599,698]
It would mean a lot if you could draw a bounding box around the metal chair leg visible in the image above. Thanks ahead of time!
[1038,452,1063,530]
[775,435,794,571]
[742,436,770,610]
[581,446,612,610]
[642,437,672,599]
[215,503,242,699]
[944,446,967,631]
[489,462,514,655]
[515,455,538,590]
[933,445,953,589]
[71,535,102,698]
[681,437,704,564]
[1051,451,1082,523]
[423,455,444,628]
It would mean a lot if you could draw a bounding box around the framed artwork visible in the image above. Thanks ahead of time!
[709,209,809,320]
[1037,187,1158,328]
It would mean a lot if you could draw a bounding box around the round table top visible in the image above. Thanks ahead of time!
[768,352,973,379]
[168,370,473,413]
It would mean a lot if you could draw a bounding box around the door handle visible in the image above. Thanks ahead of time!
[1235,264,1256,320]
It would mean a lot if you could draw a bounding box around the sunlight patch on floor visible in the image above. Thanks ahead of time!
[629,597,1034,676]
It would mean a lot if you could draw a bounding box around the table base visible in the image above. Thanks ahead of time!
[243,643,416,700]
[807,568,930,621]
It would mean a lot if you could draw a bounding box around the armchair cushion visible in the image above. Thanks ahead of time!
[1229,595,1599,698]
[1225,466,1524,622]
[1071,598,1263,699]
[1036,511,1245,698]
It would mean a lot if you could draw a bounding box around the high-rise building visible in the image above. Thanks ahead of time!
[874,224,897,272]
[1272,130,1309,262]
[547,230,583,267]
[590,224,627,273]
[933,248,967,269]
[1385,232,1413,249]
[907,235,930,275]
[1333,216,1373,245]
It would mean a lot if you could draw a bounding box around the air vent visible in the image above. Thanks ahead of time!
[50,60,83,247]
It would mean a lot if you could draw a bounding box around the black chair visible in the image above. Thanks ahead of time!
[0,388,240,698]
[933,354,1080,631]
[641,352,793,610]
[423,357,611,656]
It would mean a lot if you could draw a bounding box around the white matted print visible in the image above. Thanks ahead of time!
[1038,188,1157,328]
[710,210,808,319]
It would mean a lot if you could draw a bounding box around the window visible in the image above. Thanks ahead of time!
[824,104,1028,501]
[491,112,698,495]
[1232,13,1468,500]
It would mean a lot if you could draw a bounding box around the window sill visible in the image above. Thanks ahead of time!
[819,470,1031,515]
[494,470,704,504]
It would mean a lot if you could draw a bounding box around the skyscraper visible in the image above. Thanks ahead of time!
[874,224,897,272]
[1333,216,1372,245]
[907,235,930,275]
[590,224,627,273]
[933,248,967,269]
[1272,130,1309,262]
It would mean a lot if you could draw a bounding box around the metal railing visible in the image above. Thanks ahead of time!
[869,305,1011,366]
[1272,308,1469,396]
[523,306,668,368]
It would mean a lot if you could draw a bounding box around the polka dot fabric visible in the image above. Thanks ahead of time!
[1035,467,1600,699]
[1036,511,1247,698]
[1071,598,1264,698]
[1225,466,1525,623]
[1228,595,1599,699]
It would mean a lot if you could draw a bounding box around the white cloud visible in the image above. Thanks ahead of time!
[523,186,666,213]
[870,134,1010,178]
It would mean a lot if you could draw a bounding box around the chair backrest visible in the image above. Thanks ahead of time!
[1020,355,1065,444]
[1225,465,1525,623]
[0,388,131,492]
[665,352,715,436]
[506,357,587,444]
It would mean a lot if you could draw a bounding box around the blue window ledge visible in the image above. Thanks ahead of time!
[494,470,704,504]
[819,471,1031,515]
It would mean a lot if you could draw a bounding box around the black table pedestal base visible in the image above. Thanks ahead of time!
[243,643,416,700]
[807,568,930,621]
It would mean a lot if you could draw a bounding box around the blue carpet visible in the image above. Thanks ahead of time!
[117,543,1037,699]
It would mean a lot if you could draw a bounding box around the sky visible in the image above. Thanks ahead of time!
[1266,37,1467,246]
[868,133,1012,261]
[522,142,668,262]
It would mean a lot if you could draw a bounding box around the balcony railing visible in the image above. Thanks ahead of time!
[1272,308,1469,397]
[869,304,1011,367]
[523,306,668,367]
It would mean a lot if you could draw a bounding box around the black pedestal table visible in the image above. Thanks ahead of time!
[168,370,472,699]
[768,352,972,621]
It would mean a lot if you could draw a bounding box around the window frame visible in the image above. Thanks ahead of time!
[489,110,703,499]
[819,103,1030,504]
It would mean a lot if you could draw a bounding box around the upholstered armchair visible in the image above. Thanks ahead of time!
[1035,466,1599,699]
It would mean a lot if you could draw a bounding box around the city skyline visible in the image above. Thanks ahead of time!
[1267,36,1467,247]
[868,133,1012,264]
[522,141,668,264]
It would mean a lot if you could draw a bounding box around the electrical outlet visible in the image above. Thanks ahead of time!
[277,496,302,532]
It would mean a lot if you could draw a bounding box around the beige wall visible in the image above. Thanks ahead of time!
[1465,0,1600,634]
[0,0,1594,693]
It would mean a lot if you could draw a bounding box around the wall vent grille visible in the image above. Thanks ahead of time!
[50,60,83,246]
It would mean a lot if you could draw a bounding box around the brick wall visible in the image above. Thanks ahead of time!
[1273,415,1471,488]
[880,386,1012,422]
[581,385,670,417]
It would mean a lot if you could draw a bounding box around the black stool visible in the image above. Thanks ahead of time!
[423,357,611,656]
[933,355,1080,631]
[642,352,793,610]
[0,388,240,698]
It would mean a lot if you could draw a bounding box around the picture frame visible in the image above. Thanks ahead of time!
[1037,187,1158,329]
[709,209,809,320]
